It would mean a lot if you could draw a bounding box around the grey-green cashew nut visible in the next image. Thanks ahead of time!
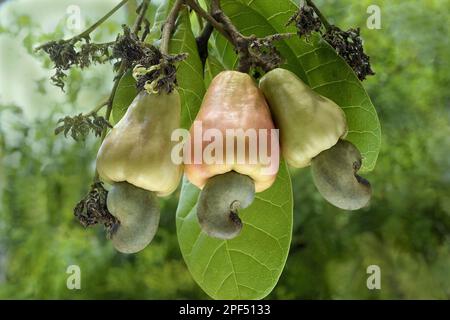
[197,171,255,240]
[107,182,160,253]
[311,140,372,210]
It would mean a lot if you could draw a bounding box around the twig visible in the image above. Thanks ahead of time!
[86,99,109,117]
[211,0,240,43]
[160,0,184,55]
[208,0,293,73]
[132,0,151,35]
[184,0,232,43]
[210,0,221,16]
[210,0,251,71]
[104,1,150,123]
[93,65,126,182]
[36,0,130,50]
[305,0,332,31]
[141,19,151,41]
[104,66,127,123]
[93,1,151,181]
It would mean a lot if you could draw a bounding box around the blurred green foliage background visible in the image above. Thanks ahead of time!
[0,0,449,299]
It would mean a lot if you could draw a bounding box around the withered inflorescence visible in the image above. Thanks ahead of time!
[323,27,375,81]
[74,182,118,237]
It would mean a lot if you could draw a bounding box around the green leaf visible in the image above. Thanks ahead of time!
[211,0,381,172]
[111,71,137,124]
[149,0,175,42]
[169,9,206,129]
[204,54,225,87]
[176,162,293,300]
[172,7,292,300]
[291,35,381,173]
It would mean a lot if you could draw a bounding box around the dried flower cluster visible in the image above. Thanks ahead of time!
[38,39,113,90]
[286,3,322,39]
[287,3,374,81]
[248,34,289,73]
[74,182,118,236]
[54,113,112,141]
[323,27,375,80]
[134,52,188,94]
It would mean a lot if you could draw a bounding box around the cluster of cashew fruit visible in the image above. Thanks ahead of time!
[259,69,372,211]
[96,68,372,253]
[187,69,372,241]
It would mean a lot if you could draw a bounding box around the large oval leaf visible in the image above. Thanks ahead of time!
[169,9,206,129]
[176,162,293,300]
[211,0,381,172]
[150,0,175,42]
[111,71,137,124]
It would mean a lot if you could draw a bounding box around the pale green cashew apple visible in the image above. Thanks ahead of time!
[259,68,348,168]
[184,71,279,240]
[97,91,182,197]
